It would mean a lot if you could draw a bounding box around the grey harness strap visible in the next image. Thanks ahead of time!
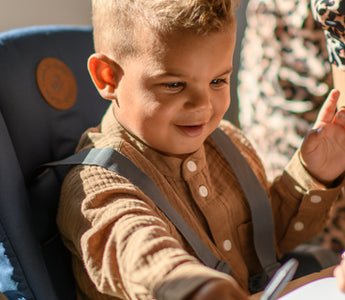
[47,145,230,274]
[210,129,278,272]
[210,129,280,291]
[45,127,279,291]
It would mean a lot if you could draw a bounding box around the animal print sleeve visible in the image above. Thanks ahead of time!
[311,0,345,70]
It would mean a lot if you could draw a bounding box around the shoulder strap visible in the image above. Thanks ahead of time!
[210,128,280,281]
[45,127,280,286]
[45,147,231,275]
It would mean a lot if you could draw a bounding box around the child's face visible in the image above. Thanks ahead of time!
[114,25,236,156]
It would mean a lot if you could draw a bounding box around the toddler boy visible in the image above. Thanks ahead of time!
[57,0,345,299]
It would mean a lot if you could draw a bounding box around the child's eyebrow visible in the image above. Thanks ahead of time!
[151,67,233,79]
[216,67,233,77]
[150,70,185,78]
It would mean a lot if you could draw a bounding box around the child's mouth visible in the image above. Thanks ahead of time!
[176,124,205,137]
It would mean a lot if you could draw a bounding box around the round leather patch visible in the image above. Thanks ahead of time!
[36,57,77,110]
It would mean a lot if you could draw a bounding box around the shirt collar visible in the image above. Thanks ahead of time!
[101,104,208,178]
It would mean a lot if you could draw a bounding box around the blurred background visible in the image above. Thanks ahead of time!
[0,0,91,32]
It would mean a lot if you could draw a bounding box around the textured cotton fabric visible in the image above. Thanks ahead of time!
[57,105,343,300]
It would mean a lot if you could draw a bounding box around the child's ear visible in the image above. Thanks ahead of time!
[88,53,123,100]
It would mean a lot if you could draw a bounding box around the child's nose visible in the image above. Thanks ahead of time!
[184,88,212,111]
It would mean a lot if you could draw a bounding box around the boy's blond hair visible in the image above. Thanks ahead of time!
[92,0,235,61]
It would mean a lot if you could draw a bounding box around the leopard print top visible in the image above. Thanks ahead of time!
[312,0,345,70]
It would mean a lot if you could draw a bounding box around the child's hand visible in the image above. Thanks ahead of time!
[186,278,249,300]
[300,89,345,184]
[334,255,345,293]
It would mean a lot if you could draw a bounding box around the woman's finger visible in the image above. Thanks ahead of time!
[334,260,345,293]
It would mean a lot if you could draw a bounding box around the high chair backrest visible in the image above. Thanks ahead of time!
[0,2,250,297]
[0,25,109,299]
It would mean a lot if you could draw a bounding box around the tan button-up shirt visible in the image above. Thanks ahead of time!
[57,105,342,300]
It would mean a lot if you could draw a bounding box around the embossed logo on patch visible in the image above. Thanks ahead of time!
[36,57,77,110]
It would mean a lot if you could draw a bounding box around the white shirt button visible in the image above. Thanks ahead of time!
[198,185,209,198]
[186,160,197,172]
[223,239,232,251]
[294,221,304,231]
[310,195,322,204]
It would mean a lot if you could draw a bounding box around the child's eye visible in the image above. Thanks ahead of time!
[210,78,229,87]
[162,82,185,92]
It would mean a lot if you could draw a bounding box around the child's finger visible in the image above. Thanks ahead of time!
[334,108,345,127]
[313,89,340,129]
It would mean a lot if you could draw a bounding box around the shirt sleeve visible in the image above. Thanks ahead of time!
[311,0,345,70]
[270,149,345,254]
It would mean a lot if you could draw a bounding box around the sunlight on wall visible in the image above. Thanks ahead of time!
[0,0,91,32]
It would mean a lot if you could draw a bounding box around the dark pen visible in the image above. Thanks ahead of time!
[260,258,299,300]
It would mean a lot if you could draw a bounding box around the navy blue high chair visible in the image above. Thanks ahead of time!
[0,5,339,300]
[0,25,109,300]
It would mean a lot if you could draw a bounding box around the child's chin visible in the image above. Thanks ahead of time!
[168,145,203,157]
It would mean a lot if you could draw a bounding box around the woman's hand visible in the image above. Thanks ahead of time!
[334,255,345,293]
